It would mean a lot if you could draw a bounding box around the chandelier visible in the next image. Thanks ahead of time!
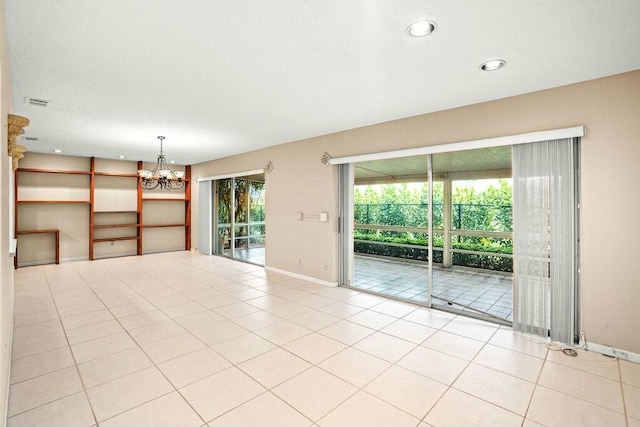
[137,136,185,190]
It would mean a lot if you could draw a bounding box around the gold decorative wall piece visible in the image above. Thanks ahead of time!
[8,114,30,171]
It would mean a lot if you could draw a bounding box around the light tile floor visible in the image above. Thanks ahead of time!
[9,251,638,427]
[353,255,513,322]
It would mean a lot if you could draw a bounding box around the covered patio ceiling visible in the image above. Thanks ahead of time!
[354,145,512,184]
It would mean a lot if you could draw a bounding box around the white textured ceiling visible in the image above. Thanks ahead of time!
[4,0,640,165]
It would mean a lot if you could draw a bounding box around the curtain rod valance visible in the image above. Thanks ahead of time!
[329,126,585,165]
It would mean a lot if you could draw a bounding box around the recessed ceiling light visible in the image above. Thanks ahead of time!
[480,59,506,71]
[53,149,63,153]
[407,20,436,37]
[118,155,126,159]
[169,160,176,164]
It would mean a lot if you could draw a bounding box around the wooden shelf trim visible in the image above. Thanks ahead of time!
[94,172,139,177]
[17,168,91,175]
[18,200,91,204]
[95,210,138,214]
[143,224,188,228]
[93,236,140,243]
[142,198,187,201]
[94,223,140,229]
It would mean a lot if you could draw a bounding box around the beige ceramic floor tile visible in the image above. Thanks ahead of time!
[624,384,640,420]
[272,367,357,422]
[369,299,417,318]
[78,347,153,388]
[11,330,68,361]
[364,365,447,419]
[149,293,194,308]
[65,319,124,345]
[473,344,543,382]
[158,348,232,388]
[319,347,391,388]
[255,320,311,346]
[87,367,174,422]
[402,307,456,329]
[422,330,485,361]
[425,388,522,427]
[318,390,419,427]
[233,310,283,331]
[7,392,94,427]
[546,347,619,380]
[441,316,499,342]
[100,392,203,427]
[212,333,277,364]
[347,310,396,330]
[8,367,83,417]
[239,348,312,388]
[318,320,375,345]
[180,367,266,423]
[317,302,364,319]
[345,293,387,309]
[62,309,115,330]
[488,328,549,359]
[297,294,335,309]
[57,301,107,319]
[118,310,171,330]
[109,300,157,318]
[13,319,63,343]
[141,332,206,364]
[10,347,75,384]
[538,361,624,413]
[398,345,468,386]
[527,386,627,427]
[628,417,640,427]
[213,301,261,319]
[453,363,535,415]
[128,319,186,345]
[174,310,226,331]
[162,301,209,319]
[289,311,341,331]
[621,359,640,388]
[13,308,59,329]
[264,302,311,319]
[353,332,417,363]
[208,391,312,427]
[283,333,347,365]
[71,332,137,364]
[380,319,437,344]
[244,294,288,309]
[191,320,250,346]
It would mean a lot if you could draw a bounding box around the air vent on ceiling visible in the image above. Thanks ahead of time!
[24,137,38,141]
[24,97,50,107]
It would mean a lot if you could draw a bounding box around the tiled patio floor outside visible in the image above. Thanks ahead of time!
[222,246,265,265]
[353,255,513,322]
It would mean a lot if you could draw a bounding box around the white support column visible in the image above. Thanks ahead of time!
[443,176,452,268]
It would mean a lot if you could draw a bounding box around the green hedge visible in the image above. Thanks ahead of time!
[354,232,513,272]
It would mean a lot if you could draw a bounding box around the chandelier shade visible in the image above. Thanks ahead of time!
[138,136,186,190]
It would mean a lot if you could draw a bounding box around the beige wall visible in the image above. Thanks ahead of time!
[0,2,13,424]
[192,70,640,354]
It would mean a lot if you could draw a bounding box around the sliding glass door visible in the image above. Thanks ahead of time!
[339,147,516,324]
[213,174,265,265]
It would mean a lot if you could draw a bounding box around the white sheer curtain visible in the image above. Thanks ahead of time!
[512,138,578,344]
[197,180,212,255]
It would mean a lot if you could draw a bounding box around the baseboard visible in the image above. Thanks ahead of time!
[586,341,640,364]
[17,256,88,267]
[265,266,338,288]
